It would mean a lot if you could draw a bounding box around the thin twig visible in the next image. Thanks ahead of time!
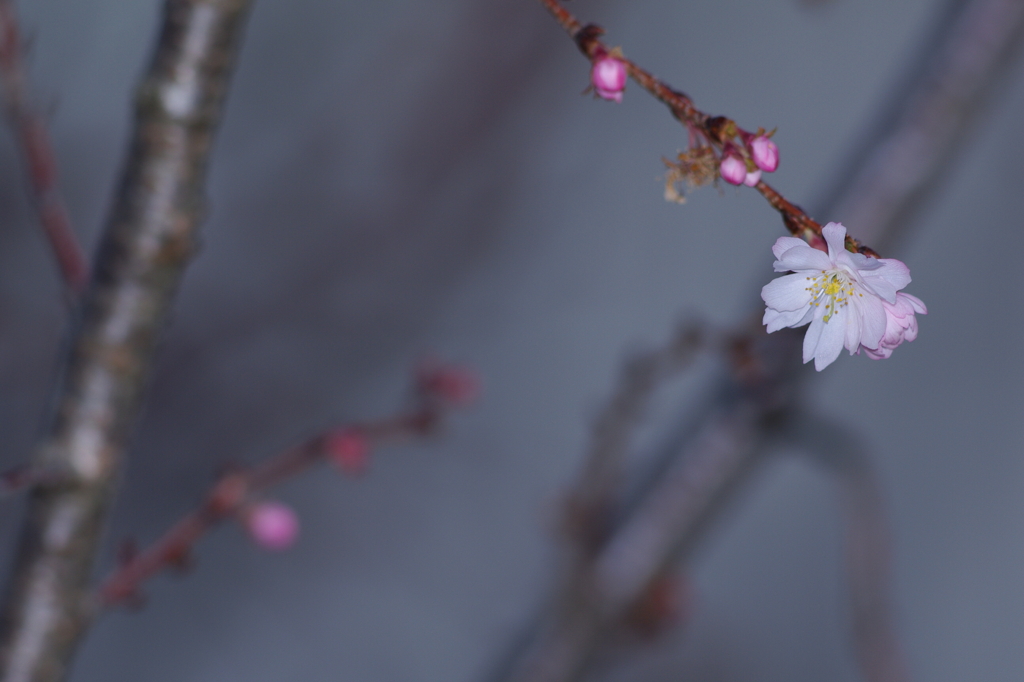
[536,0,882,257]
[98,369,470,608]
[0,0,88,295]
[0,1,254,681]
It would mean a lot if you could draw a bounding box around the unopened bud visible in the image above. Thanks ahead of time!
[719,154,746,185]
[591,56,627,103]
[418,362,480,406]
[244,501,299,551]
[743,169,761,187]
[326,429,370,476]
[749,135,778,172]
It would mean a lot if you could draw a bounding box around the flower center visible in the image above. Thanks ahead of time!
[806,270,857,323]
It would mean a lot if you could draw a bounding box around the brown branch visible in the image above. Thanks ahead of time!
[0,0,88,295]
[0,1,254,681]
[98,366,472,608]
[535,0,891,256]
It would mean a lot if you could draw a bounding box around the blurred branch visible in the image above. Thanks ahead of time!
[781,414,909,682]
[563,319,706,557]
[0,0,88,295]
[0,1,253,681]
[823,0,1024,250]
[489,0,1024,680]
[98,362,476,608]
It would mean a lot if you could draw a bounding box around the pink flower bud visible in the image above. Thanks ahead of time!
[743,169,762,186]
[418,362,480,406]
[749,135,778,172]
[719,154,746,185]
[591,56,626,103]
[244,501,299,551]
[325,428,370,476]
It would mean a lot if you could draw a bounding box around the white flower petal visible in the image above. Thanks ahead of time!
[772,237,809,260]
[774,245,831,273]
[812,307,847,370]
[856,292,887,349]
[822,223,847,257]
[802,315,825,365]
[761,273,813,312]
[874,258,912,290]
[843,299,862,353]
[763,305,813,333]
[859,274,898,303]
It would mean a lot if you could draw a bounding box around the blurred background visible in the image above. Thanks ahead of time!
[0,0,1022,680]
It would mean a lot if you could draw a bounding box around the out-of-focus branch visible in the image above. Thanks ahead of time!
[98,362,476,608]
[0,1,254,681]
[823,0,1024,251]
[782,414,909,682]
[0,0,88,295]
[490,1,1024,680]
[563,319,706,557]
[490,325,799,682]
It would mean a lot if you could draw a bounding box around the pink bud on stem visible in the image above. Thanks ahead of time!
[743,169,762,186]
[326,428,370,476]
[244,501,299,551]
[590,55,627,103]
[749,135,779,172]
[719,153,747,185]
[417,361,480,407]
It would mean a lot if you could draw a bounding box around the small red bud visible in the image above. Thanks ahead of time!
[325,429,370,476]
[418,362,480,407]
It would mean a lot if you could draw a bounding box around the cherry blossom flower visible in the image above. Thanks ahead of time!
[761,222,924,370]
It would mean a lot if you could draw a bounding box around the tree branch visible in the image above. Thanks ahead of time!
[0,1,254,681]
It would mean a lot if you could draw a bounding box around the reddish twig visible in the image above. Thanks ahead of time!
[98,364,474,608]
[536,0,885,258]
[0,466,70,499]
[0,0,88,294]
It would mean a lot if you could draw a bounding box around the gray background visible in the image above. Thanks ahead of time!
[0,0,1022,680]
